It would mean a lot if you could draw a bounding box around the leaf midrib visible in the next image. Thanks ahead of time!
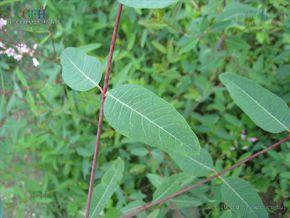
[221,178,258,217]
[62,52,98,86]
[228,80,289,131]
[106,92,195,152]
[90,168,118,217]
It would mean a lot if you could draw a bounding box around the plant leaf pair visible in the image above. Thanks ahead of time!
[61,45,284,218]
[60,47,201,163]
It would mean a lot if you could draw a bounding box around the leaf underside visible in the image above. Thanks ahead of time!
[153,173,194,201]
[90,158,124,218]
[61,47,102,91]
[171,148,214,176]
[220,73,290,133]
[221,177,268,218]
[104,84,200,155]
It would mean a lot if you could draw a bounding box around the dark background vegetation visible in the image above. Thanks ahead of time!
[0,0,289,217]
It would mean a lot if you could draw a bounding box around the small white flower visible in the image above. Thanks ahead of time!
[5,48,15,57]
[32,57,39,67]
[33,43,38,50]
[0,18,7,29]
[16,43,30,54]
[0,41,5,49]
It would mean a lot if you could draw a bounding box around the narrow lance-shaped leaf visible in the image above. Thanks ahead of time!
[216,2,260,21]
[221,177,268,218]
[153,173,194,201]
[104,84,200,156]
[170,196,203,208]
[118,0,179,9]
[220,73,290,133]
[147,174,164,188]
[150,173,204,208]
[90,158,124,218]
[61,47,103,91]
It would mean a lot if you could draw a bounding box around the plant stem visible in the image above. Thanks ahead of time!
[84,4,123,218]
[122,135,290,218]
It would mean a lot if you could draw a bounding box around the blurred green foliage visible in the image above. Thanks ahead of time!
[0,0,289,217]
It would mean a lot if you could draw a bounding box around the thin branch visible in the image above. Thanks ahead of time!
[84,4,123,218]
[122,135,290,218]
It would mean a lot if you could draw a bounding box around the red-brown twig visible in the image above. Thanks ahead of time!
[122,135,290,218]
[84,4,123,218]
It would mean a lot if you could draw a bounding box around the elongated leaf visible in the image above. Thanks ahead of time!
[153,173,194,201]
[220,73,290,133]
[171,196,203,208]
[121,201,145,214]
[216,2,260,21]
[104,84,200,156]
[118,0,178,9]
[61,47,102,91]
[78,43,102,53]
[147,174,165,188]
[171,148,214,177]
[90,158,124,218]
[221,177,268,218]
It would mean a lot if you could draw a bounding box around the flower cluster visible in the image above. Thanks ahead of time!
[0,18,39,67]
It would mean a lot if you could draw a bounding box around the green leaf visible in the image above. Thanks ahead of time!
[153,173,194,201]
[118,0,178,9]
[90,158,124,218]
[61,47,102,91]
[216,2,260,21]
[171,148,214,177]
[220,73,290,133]
[171,196,203,208]
[15,68,37,115]
[121,201,145,214]
[104,84,200,156]
[221,177,268,218]
[147,174,165,188]
[78,43,102,53]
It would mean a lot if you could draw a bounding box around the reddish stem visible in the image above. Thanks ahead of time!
[84,4,123,218]
[122,135,290,218]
